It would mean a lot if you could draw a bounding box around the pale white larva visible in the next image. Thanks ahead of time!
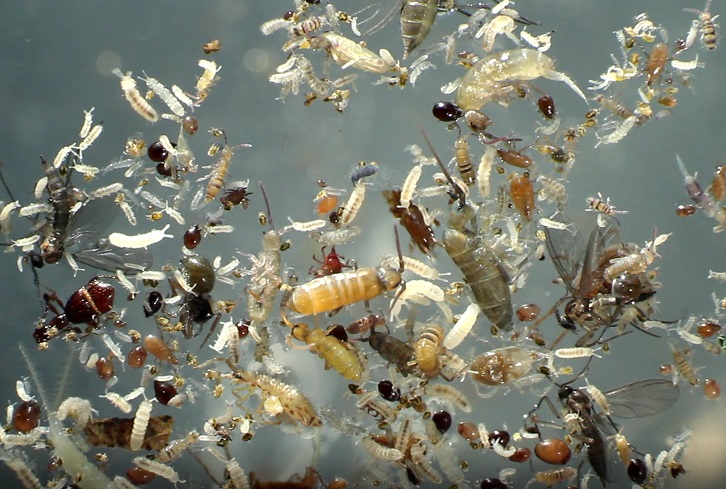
[339,182,366,225]
[226,459,250,489]
[129,399,152,451]
[361,436,403,461]
[108,224,173,249]
[112,69,159,123]
[444,302,480,349]
[99,392,132,414]
[132,456,184,483]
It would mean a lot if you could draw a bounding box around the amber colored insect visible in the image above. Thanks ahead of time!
[497,148,533,168]
[286,319,364,381]
[704,378,721,399]
[709,166,726,202]
[454,136,476,187]
[382,189,437,254]
[414,325,444,378]
[202,39,221,54]
[315,192,339,215]
[686,0,718,50]
[509,172,535,220]
[205,146,234,203]
[697,320,721,338]
[537,95,556,119]
[675,204,697,216]
[646,43,669,86]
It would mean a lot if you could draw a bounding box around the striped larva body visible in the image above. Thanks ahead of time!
[400,164,422,209]
[361,436,404,461]
[1,456,43,489]
[339,182,366,225]
[287,218,326,232]
[414,324,444,377]
[231,371,321,426]
[205,145,234,203]
[133,457,183,483]
[142,73,185,117]
[157,431,199,463]
[129,399,153,451]
[423,383,471,412]
[477,145,496,198]
[226,459,250,489]
[456,49,587,111]
[586,192,626,216]
[112,69,159,122]
[400,0,438,58]
[100,392,132,413]
[410,441,442,483]
[584,381,611,415]
[554,347,599,359]
[444,302,480,349]
[531,467,577,485]
[288,322,364,381]
[670,344,698,386]
[454,136,475,187]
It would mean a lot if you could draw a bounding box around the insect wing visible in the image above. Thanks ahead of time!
[578,214,620,298]
[71,231,153,273]
[605,379,680,419]
[544,211,585,294]
[362,0,405,36]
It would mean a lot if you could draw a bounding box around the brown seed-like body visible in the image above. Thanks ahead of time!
[144,334,179,364]
[382,189,437,254]
[646,43,669,86]
[535,438,572,465]
[675,204,697,216]
[710,166,726,201]
[457,421,480,442]
[128,346,147,368]
[65,278,115,324]
[182,115,199,135]
[96,357,115,380]
[537,95,556,119]
[316,194,339,215]
[509,447,531,463]
[126,466,156,485]
[470,347,533,385]
[154,381,178,405]
[704,378,721,399]
[516,303,540,322]
[497,149,533,169]
[13,400,41,433]
[698,320,721,338]
[509,173,535,220]
[183,225,202,249]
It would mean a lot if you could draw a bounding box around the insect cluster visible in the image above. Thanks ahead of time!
[1,1,726,488]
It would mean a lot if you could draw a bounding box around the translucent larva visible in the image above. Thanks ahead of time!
[532,467,577,485]
[1,456,43,489]
[401,164,422,209]
[163,205,185,225]
[361,436,404,461]
[444,302,480,349]
[477,145,496,198]
[410,442,443,483]
[260,18,290,36]
[79,107,94,138]
[90,183,124,200]
[56,397,95,429]
[132,457,183,483]
[142,73,185,117]
[423,383,472,412]
[594,115,637,147]
[157,431,200,463]
[584,380,611,415]
[18,203,52,217]
[78,123,103,153]
[99,392,132,413]
[286,217,326,232]
[129,399,152,451]
[226,459,250,489]
[197,59,221,100]
[554,347,599,359]
[108,224,173,249]
[339,182,366,225]
[112,69,159,122]
[382,255,439,280]
[615,432,632,465]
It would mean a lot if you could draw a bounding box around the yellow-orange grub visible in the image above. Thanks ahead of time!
[286,267,401,315]
[290,323,363,381]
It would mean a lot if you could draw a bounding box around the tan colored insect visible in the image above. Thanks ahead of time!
[157,430,199,463]
[685,0,718,50]
[311,32,395,74]
[670,344,698,386]
[532,467,577,485]
[339,182,366,225]
[414,324,444,378]
[112,69,159,122]
[454,136,476,187]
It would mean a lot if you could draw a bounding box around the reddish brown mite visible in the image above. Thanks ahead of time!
[537,95,556,119]
[220,185,252,210]
[309,246,351,277]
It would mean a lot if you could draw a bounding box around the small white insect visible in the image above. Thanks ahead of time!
[310,226,361,245]
[18,203,53,217]
[423,383,472,412]
[197,59,221,100]
[157,431,200,463]
[584,379,611,415]
[100,333,126,363]
[444,302,480,349]
[554,347,601,359]
[594,115,638,147]
[539,217,573,230]
[108,224,173,249]
[11,235,40,248]
[112,69,159,123]
[491,440,516,458]
[33,177,48,200]
[671,55,702,71]
[89,183,124,200]
[78,123,103,153]
[57,397,95,428]
[206,224,234,234]
[115,194,137,226]
[410,442,443,483]
[129,399,153,451]
[339,182,366,225]
[286,217,326,232]
[15,378,32,402]
[133,457,184,483]
[401,164,422,209]
[171,85,196,109]
[477,145,496,198]
[142,73,186,117]
[361,436,403,461]
[53,145,74,169]
[164,205,185,226]
[260,17,291,35]
[100,392,132,413]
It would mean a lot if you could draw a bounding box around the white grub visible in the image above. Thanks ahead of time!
[491,440,516,458]
[310,226,361,245]
[210,320,236,353]
[171,85,196,109]
[206,224,234,234]
[444,302,480,349]
[671,55,702,71]
[15,379,32,402]
[112,69,159,123]
[137,270,167,281]
[108,224,173,249]
[217,258,240,277]
[17,202,52,218]
[594,115,637,147]
[340,182,366,225]
[89,183,124,199]
[56,397,95,428]
[423,383,472,412]
[539,217,572,230]
[116,270,137,297]
[361,436,403,461]
[79,107,94,139]
[132,457,184,483]
[100,392,132,413]
[226,459,250,489]
[100,333,126,363]
[140,189,166,208]
[410,442,443,483]
[0,201,20,230]
[116,197,137,226]
[11,235,40,248]
[33,177,48,200]
[164,205,186,225]
[477,145,496,198]
[129,399,153,451]
[708,270,726,282]
[142,73,186,117]
[554,347,600,359]
[85,352,100,370]
[398,255,440,280]
[286,217,326,232]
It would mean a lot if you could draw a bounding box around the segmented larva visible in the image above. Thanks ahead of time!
[133,457,184,483]
[100,332,126,363]
[112,69,159,123]
[15,378,32,402]
[310,226,361,245]
[100,392,132,413]
[196,59,221,99]
[113,475,136,489]
[533,467,577,484]
[78,123,103,154]
[2,456,43,489]
[130,399,153,451]
[670,344,698,386]
[444,302,480,349]
[157,431,200,463]
[0,201,20,231]
[142,73,186,117]
[423,383,471,412]
[401,164,422,209]
[90,183,124,199]
[0,427,41,448]
[537,175,568,205]
[382,255,438,279]
[79,107,94,139]
[340,182,366,225]
[454,137,476,186]
[614,432,632,466]
[18,203,53,217]
[34,177,48,200]
[554,347,600,359]
[108,224,173,249]
[116,197,137,226]
[164,205,185,225]
[361,436,403,461]
[226,459,250,489]
[260,17,290,35]
[584,380,611,415]
[205,146,234,203]
[395,417,412,454]
[410,442,443,483]
[286,217,326,232]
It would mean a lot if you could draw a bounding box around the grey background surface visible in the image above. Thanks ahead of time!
[0,1,724,487]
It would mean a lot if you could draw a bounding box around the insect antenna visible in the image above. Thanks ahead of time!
[258,182,275,230]
[419,125,466,206]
